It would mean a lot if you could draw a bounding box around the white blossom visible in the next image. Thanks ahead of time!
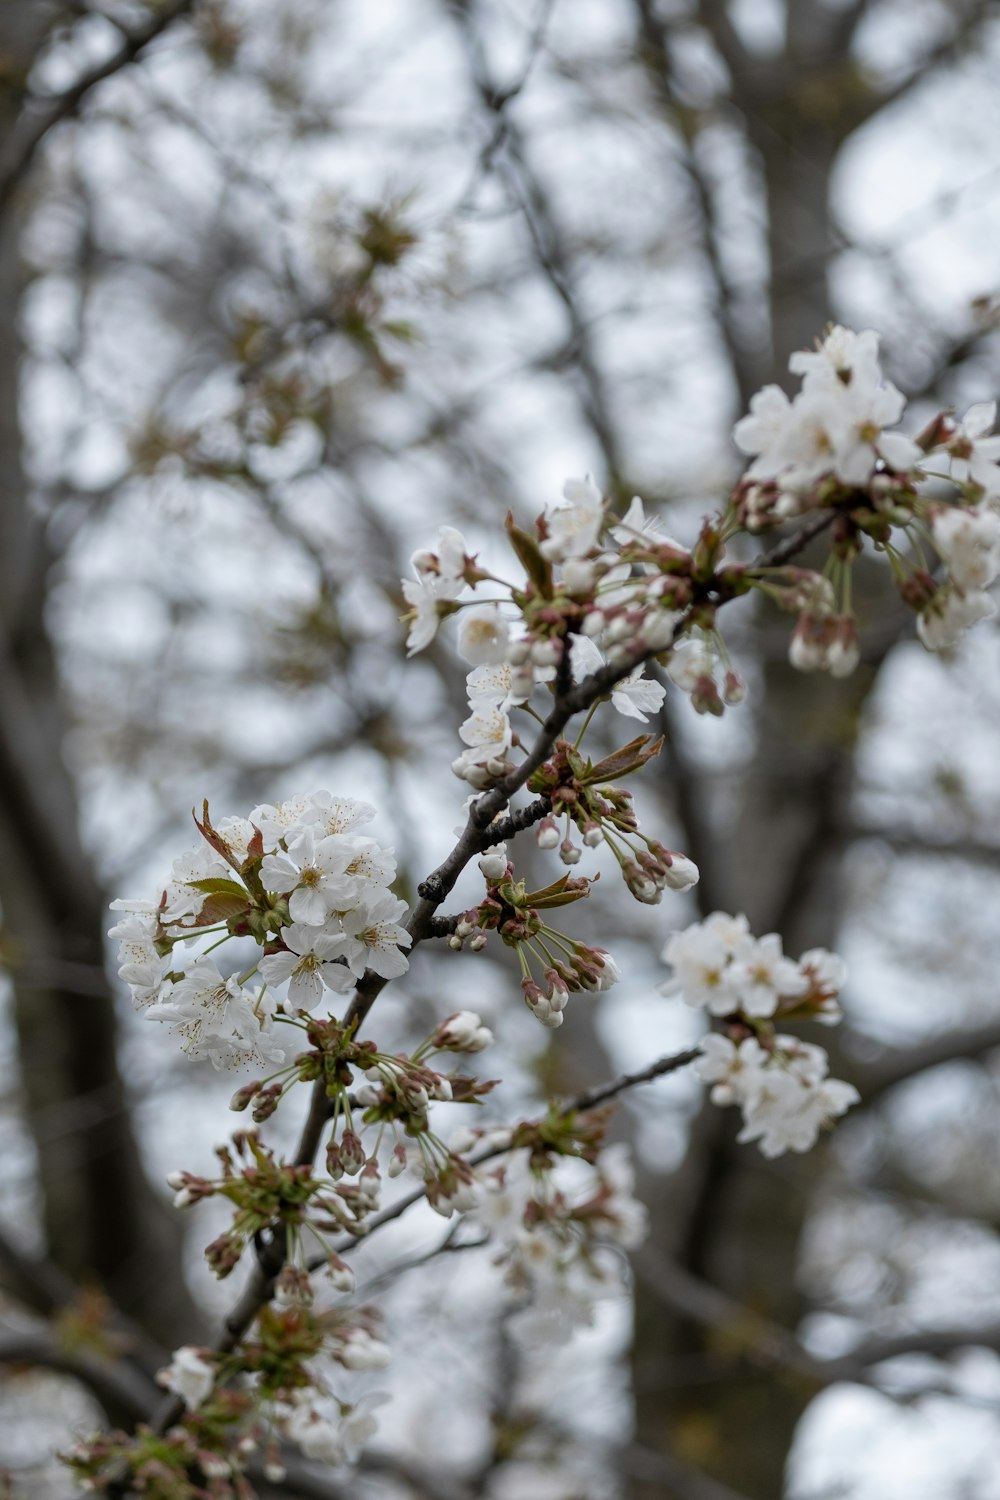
[146,959,283,1070]
[735,327,916,490]
[260,826,358,926]
[570,634,665,721]
[457,604,510,665]
[726,933,809,1018]
[478,843,508,880]
[942,401,1000,497]
[159,1347,215,1409]
[661,913,752,1014]
[789,325,880,385]
[737,1072,859,1158]
[540,475,604,561]
[336,890,412,979]
[258,922,356,1009]
[107,912,166,1008]
[932,505,1000,592]
[695,1033,769,1106]
[917,584,996,651]
[286,1406,345,1466]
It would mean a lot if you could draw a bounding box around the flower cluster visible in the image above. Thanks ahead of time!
[695,1033,859,1160]
[449,863,621,1027]
[734,326,920,495]
[402,333,1000,824]
[80,320,1000,1493]
[154,1302,390,1477]
[108,791,409,1070]
[467,1128,647,1346]
[734,325,1000,662]
[663,912,856,1155]
[169,1129,381,1281]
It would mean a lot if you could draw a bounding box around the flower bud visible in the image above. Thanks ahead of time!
[559,837,582,866]
[326,1254,355,1293]
[229,1081,262,1112]
[723,670,746,705]
[478,844,508,880]
[827,615,859,678]
[531,639,561,667]
[339,1131,366,1176]
[536,816,560,849]
[605,615,634,646]
[690,673,725,716]
[433,1010,494,1052]
[661,852,700,891]
[562,557,597,593]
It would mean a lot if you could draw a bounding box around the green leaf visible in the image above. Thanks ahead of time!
[505,512,553,598]
[526,874,593,909]
[196,893,253,924]
[187,877,250,898]
[584,734,663,783]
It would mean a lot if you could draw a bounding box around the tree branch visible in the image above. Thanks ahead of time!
[636,1247,1000,1391]
[568,1048,702,1112]
[138,506,834,1454]
[634,0,763,406]
[850,0,996,127]
[0,0,196,223]
[449,0,629,488]
[0,1328,160,1427]
[851,1017,1000,1106]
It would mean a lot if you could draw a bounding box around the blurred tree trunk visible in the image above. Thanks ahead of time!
[0,6,198,1349]
[629,7,895,1494]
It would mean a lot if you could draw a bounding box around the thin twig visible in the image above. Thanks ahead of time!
[569,1047,703,1112]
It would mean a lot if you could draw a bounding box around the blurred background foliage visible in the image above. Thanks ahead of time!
[4,1,1000,1496]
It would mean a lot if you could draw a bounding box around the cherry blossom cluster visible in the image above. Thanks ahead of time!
[450,861,618,1027]
[68,1300,390,1491]
[525,735,698,894]
[441,1112,649,1346]
[405,328,1000,744]
[735,325,1000,663]
[477,1141,646,1346]
[108,791,409,1070]
[81,320,1000,1495]
[663,912,857,1156]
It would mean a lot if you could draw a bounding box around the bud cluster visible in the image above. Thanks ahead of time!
[527,736,698,900]
[466,865,618,1027]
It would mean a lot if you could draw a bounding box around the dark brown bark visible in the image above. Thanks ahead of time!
[627,6,897,1494]
[0,4,198,1350]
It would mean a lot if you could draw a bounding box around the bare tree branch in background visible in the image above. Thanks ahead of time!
[0,0,196,222]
